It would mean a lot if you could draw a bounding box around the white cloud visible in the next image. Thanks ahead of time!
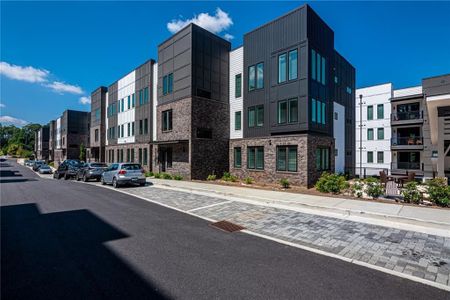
[79,96,91,105]
[0,61,49,83]
[45,81,84,95]
[0,115,29,126]
[167,8,233,35]
[223,33,234,41]
[0,103,5,108]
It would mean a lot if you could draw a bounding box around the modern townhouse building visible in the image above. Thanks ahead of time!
[356,74,450,179]
[87,86,107,162]
[152,23,231,179]
[53,109,90,166]
[104,59,156,171]
[355,83,392,176]
[48,120,56,162]
[35,125,50,161]
[229,5,355,187]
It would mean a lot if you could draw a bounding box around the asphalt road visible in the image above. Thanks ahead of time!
[1,159,448,300]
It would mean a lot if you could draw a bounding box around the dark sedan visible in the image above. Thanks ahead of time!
[76,162,108,182]
[53,159,84,180]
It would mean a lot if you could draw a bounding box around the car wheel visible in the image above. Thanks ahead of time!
[64,173,69,180]
[83,175,88,182]
[96,178,100,182]
[112,177,119,188]
[76,174,80,181]
[140,182,145,187]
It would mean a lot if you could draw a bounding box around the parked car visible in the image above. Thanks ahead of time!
[32,160,45,171]
[53,159,84,180]
[38,164,53,174]
[24,159,32,166]
[101,163,146,188]
[76,162,108,182]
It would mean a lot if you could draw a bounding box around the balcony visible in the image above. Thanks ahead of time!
[391,136,424,150]
[391,161,423,175]
[391,110,423,126]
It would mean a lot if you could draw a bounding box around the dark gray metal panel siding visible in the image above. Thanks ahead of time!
[243,6,308,138]
[135,60,154,143]
[107,82,118,145]
[422,74,450,97]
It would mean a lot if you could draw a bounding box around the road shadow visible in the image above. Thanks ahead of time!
[0,170,23,177]
[1,203,169,300]
[0,178,38,184]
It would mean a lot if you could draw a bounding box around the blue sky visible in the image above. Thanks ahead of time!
[1,1,450,126]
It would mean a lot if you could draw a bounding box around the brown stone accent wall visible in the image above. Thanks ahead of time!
[156,98,191,142]
[230,134,334,187]
[152,143,191,179]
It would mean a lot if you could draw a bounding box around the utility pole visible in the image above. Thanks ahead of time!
[359,94,363,179]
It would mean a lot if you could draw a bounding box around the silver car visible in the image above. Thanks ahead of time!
[38,164,53,174]
[101,163,146,188]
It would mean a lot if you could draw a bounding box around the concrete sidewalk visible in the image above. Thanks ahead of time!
[148,178,450,236]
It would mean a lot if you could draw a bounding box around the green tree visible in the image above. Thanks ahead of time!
[79,143,86,161]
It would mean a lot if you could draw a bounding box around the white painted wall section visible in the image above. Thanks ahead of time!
[105,92,109,146]
[117,71,136,144]
[152,63,158,141]
[56,117,61,149]
[229,46,243,139]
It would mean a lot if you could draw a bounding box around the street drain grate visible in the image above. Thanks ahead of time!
[210,220,245,233]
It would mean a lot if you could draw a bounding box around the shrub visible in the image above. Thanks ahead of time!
[351,180,364,198]
[48,162,55,168]
[280,178,290,189]
[145,171,154,177]
[427,178,450,207]
[402,181,422,204]
[315,172,349,194]
[154,173,162,179]
[244,176,253,184]
[161,173,173,180]
[173,174,183,180]
[207,174,217,181]
[222,172,237,182]
[364,177,384,199]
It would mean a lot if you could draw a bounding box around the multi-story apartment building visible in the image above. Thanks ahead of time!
[229,5,355,187]
[53,110,90,166]
[152,24,231,179]
[356,74,450,179]
[35,125,50,161]
[104,60,156,171]
[87,86,107,162]
[48,120,56,162]
[355,83,392,176]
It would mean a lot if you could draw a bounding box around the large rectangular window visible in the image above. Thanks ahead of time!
[278,53,287,83]
[121,125,124,138]
[144,118,148,134]
[95,109,100,121]
[312,98,316,122]
[162,110,173,131]
[367,105,373,120]
[127,123,130,136]
[377,151,384,164]
[377,128,384,140]
[277,146,297,172]
[248,105,264,128]
[256,63,264,89]
[143,148,148,165]
[248,107,255,128]
[131,149,135,162]
[121,99,124,112]
[235,74,242,98]
[235,111,241,130]
[139,120,143,135]
[127,96,131,110]
[138,148,142,164]
[247,147,264,170]
[289,49,298,80]
[377,104,384,119]
[317,100,322,124]
[248,65,256,91]
[234,147,241,168]
[367,151,373,163]
[278,98,298,124]
[168,73,173,94]
[315,148,330,171]
[131,122,135,136]
[278,100,287,124]
[367,128,374,140]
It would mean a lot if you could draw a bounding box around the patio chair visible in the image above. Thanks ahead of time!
[379,170,388,189]
[400,171,415,187]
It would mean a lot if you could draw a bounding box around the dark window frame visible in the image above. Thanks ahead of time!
[234,147,242,168]
[276,146,298,172]
[247,146,264,170]
[162,109,173,132]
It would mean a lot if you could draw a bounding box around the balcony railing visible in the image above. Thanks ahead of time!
[391,162,422,170]
[391,110,423,122]
[391,136,423,146]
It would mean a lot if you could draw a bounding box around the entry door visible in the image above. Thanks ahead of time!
[159,148,172,172]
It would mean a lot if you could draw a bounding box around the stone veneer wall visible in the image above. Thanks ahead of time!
[152,142,191,180]
[229,134,334,187]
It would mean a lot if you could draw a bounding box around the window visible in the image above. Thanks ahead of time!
[278,53,287,83]
[139,120,143,135]
[163,76,168,95]
[289,49,298,80]
[316,148,330,171]
[377,128,384,140]
[317,52,321,83]
[256,63,264,89]
[235,74,242,98]
[367,105,373,120]
[138,148,142,164]
[377,104,384,119]
[127,123,130,137]
[346,87,352,94]
[143,148,148,165]
[311,49,316,80]
[95,109,100,121]
[377,151,384,164]
[367,151,373,163]
[367,128,374,140]
[256,105,264,127]
[131,149,135,162]
[139,89,143,105]
[235,111,241,130]
[248,105,264,128]
[144,87,149,104]
[127,96,131,110]
[117,126,120,138]
[321,56,326,84]
[162,110,173,131]
[247,147,264,170]
[168,73,173,94]
[120,149,124,162]
[248,107,255,127]
[312,98,316,123]
[321,102,326,125]
[126,149,130,162]
[121,99,124,112]
[132,93,135,107]
[277,146,297,172]
[278,98,298,124]
[234,147,241,168]
[248,65,256,91]
[144,118,148,135]
[94,129,99,142]
[317,99,321,124]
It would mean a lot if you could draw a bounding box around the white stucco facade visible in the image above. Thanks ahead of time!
[117,71,136,144]
[229,46,243,139]
[333,102,345,173]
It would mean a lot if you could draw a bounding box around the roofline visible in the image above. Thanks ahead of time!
[107,58,156,88]
[231,45,243,52]
[356,82,393,91]
[422,73,450,81]
[158,23,230,48]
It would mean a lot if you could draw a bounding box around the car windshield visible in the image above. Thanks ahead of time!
[121,164,141,170]
[91,163,107,168]
[40,165,50,169]
[67,160,83,167]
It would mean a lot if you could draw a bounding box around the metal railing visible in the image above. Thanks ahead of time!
[391,136,423,146]
[391,162,422,170]
[391,110,423,121]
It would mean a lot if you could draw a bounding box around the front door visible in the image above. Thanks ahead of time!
[159,147,172,172]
